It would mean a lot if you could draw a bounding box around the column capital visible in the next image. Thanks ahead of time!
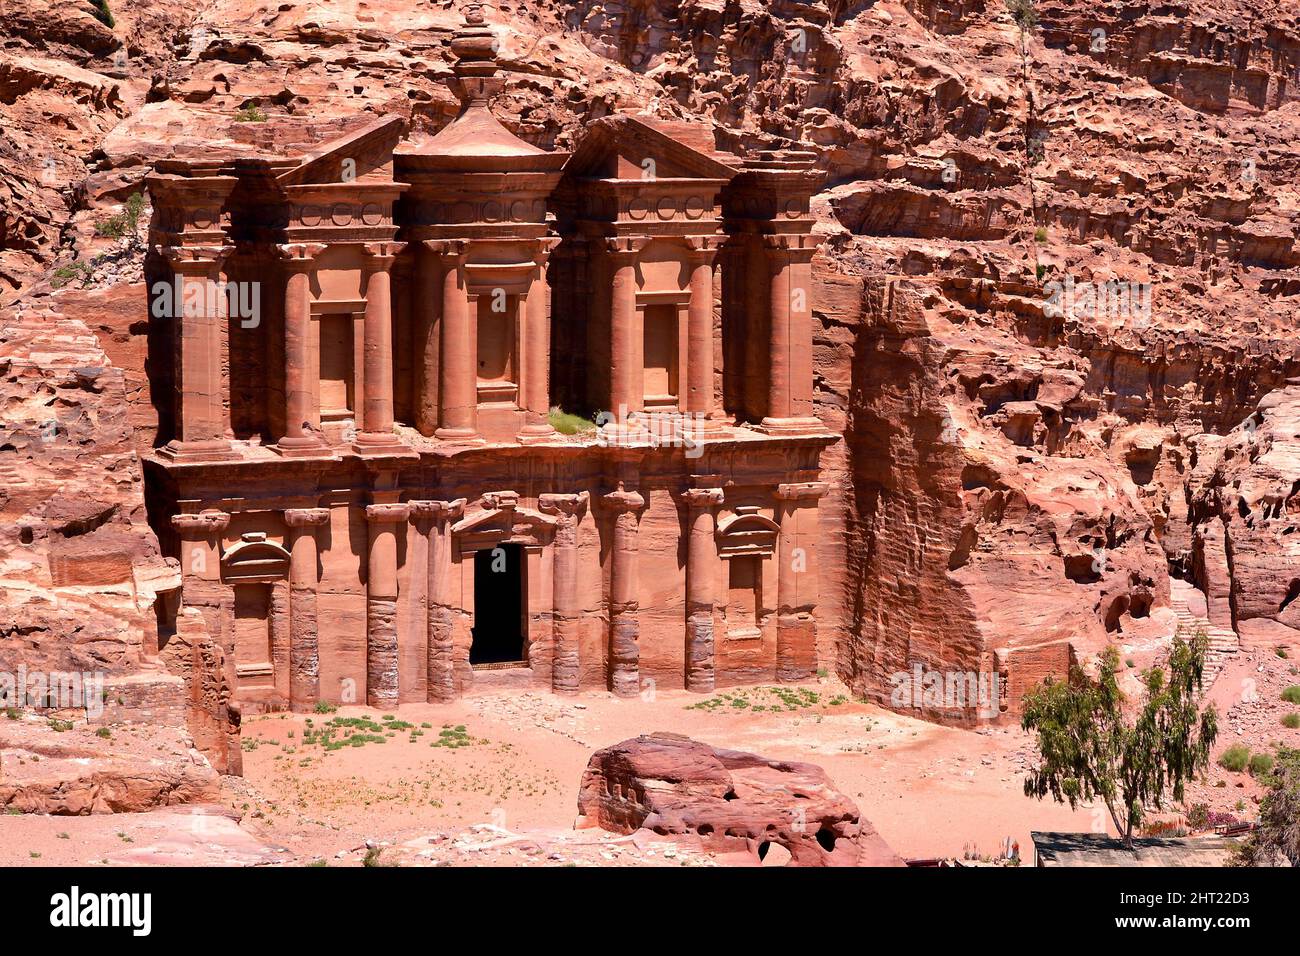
[423,238,469,258]
[763,233,821,261]
[539,491,590,519]
[171,510,230,536]
[683,235,724,258]
[776,481,830,502]
[681,487,724,509]
[408,498,467,523]
[277,242,328,270]
[532,235,562,266]
[480,490,520,512]
[364,240,407,266]
[602,487,645,514]
[606,236,650,258]
[161,244,234,274]
[284,507,330,529]
[365,502,410,524]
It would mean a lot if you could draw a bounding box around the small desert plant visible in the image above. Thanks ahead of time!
[1250,752,1275,778]
[1218,745,1251,772]
[1282,712,1300,729]
[95,727,112,739]
[1034,226,1048,243]
[234,105,268,123]
[93,192,144,239]
[314,700,337,714]
[1281,685,1300,705]
[362,847,386,867]
[1277,646,1290,659]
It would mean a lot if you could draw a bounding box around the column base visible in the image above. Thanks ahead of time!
[157,439,241,463]
[758,416,825,436]
[435,425,483,444]
[274,435,333,459]
[516,422,557,444]
[353,431,412,457]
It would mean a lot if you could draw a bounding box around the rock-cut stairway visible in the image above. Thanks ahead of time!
[1169,580,1238,688]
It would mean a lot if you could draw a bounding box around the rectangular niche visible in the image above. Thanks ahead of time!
[723,555,762,640]
[476,294,518,404]
[233,583,275,690]
[318,312,355,420]
[642,302,679,408]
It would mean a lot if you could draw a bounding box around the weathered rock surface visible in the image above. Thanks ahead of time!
[576,732,904,866]
[0,716,219,815]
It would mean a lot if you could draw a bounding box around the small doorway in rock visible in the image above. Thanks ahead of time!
[472,543,526,665]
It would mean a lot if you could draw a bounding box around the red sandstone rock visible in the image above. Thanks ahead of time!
[576,732,904,866]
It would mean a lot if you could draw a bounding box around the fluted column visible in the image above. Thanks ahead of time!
[431,239,478,441]
[518,238,561,441]
[603,486,644,697]
[684,237,723,427]
[682,487,724,692]
[161,246,238,461]
[761,234,822,433]
[285,507,329,711]
[356,241,407,452]
[273,243,329,456]
[775,481,829,681]
[606,237,648,428]
[540,492,589,694]
[409,498,466,703]
[364,501,409,706]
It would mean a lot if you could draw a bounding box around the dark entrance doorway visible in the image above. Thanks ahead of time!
[471,543,526,665]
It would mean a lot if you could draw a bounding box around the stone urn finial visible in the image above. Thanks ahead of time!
[450,1,501,107]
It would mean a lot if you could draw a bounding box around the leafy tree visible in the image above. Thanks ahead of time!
[1232,747,1300,866]
[1021,631,1218,848]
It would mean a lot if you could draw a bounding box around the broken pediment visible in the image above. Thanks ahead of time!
[563,115,741,183]
[452,491,558,553]
[277,114,407,188]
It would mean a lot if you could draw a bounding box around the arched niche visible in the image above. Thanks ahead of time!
[220,536,291,584]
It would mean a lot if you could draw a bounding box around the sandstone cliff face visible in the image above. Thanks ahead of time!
[3,1,1299,724]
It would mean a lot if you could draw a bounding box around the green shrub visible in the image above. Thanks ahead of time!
[93,193,144,239]
[1218,745,1251,772]
[234,105,268,123]
[313,700,337,714]
[1281,685,1300,705]
[548,406,598,435]
[1282,712,1300,729]
[1249,753,1275,777]
[1033,226,1048,243]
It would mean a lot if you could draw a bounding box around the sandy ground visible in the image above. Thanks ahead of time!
[2,676,1103,866]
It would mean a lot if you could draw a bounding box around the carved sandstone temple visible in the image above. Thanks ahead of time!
[143,8,834,716]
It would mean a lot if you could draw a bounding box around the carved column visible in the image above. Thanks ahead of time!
[364,501,409,706]
[518,238,561,441]
[761,234,822,433]
[684,237,723,427]
[540,492,589,694]
[603,486,644,697]
[682,487,724,692]
[409,498,466,703]
[606,237,648,426]
[274,243,328,456]
[285,507,329,711]
[171,510,230,582]
[356,241,407,452]
[775,481,829,681]
[431,239,477,441]
[161,246,238,461]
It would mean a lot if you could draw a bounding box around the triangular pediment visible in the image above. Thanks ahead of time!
[277,114,406,187]
[564,115,741,182]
